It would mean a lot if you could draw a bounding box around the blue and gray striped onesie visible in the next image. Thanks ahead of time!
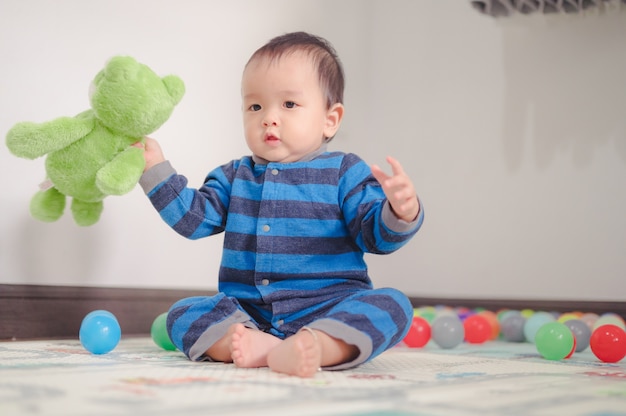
[139,147,423,369]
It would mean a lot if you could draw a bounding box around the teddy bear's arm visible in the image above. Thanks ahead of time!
[6,114,95,160]
[96,146,146,196]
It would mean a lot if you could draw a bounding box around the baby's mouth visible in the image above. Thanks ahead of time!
[265,134,280,143]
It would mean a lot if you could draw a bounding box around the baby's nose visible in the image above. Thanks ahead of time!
[262,113,279,127]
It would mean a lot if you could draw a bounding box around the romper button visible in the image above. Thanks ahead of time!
[271,168,279,175]
[261,279,270,286]
[277,320,284,326]
[262,225,270,232]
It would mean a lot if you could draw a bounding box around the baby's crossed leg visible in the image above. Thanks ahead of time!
[229,324,322,377]
[266,327,322,378]
[211,323,359,378]
[229,323,281,368]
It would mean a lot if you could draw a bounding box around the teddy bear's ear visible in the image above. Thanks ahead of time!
[105,56,138,81]
[162,75,185,105]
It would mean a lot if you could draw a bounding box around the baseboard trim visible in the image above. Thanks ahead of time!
[1,284,624,341]
[0,284,210,341]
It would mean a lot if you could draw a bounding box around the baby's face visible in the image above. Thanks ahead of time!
[242,52,341,163]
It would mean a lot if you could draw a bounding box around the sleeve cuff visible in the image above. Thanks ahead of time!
[138,161,176,194]
[382,198,423,234]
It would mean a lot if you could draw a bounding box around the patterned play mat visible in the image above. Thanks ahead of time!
[1,337,625,416]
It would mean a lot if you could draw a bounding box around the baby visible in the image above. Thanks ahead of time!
[138,31,423,377]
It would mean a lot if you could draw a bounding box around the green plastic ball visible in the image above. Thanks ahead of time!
[150,312,177,351]
[535,322,574,361]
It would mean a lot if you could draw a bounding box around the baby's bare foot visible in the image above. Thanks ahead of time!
[267,328,321,378]
[230,323,281,368]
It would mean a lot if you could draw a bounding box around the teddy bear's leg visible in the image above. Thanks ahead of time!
[71,199,104,226]
[30,187,66,222]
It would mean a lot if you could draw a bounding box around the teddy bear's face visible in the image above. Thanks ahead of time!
[90,56,185,138]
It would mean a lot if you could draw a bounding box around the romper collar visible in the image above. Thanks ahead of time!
[251,144,328,166]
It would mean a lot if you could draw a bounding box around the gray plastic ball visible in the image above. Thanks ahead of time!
[501,313,527,342]
[432,315,464,349]
[564,319,592,352]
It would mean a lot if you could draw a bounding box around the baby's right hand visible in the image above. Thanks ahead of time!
[134,137,165,172]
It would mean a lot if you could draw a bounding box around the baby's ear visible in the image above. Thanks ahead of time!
[163,75,185,105]
[324,103,344,138]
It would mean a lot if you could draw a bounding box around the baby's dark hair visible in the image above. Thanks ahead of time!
[246,32,345,109]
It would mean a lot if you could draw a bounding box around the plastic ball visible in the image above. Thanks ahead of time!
[415,306,437,323]
[418,311,436,323]
[564,319,592,352]
[150,312,177,351]
[463,314,492,344]
[593,313,626,331]
[557,313,580,324]
[79,310,121,354]
[497,309,513,321]
[434,308,457,319]
[523,311,555,343]
[498,309,520,324]
[534,322,575,361]
[479,310,500,340]
[580,312,599,330]
[501,313,526,342]
[565,337,577,359]
[457,310,473,322]
[403,316,431,348]
[590,324,626,363]
[431,315,464,349]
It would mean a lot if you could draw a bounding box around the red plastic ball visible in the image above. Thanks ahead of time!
[463,314,492,344]
[590,324,626,363]
[479,310,500,340]
[403,316,431,348]
[565,336,577,359]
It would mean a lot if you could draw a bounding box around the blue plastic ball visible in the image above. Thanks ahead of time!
[79,310,121,354]
[523,311,555,343]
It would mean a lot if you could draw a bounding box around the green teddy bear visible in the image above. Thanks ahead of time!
[6,56,185,226]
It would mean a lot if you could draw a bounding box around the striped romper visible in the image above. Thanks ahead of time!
[139,148,424,370]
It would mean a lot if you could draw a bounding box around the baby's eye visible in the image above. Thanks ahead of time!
[284,101,297,109]
[249,104,262,111]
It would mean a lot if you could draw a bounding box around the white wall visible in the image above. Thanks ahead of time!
[1,1,625,301]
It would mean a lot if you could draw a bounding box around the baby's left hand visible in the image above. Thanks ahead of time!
[371,156,420,223]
